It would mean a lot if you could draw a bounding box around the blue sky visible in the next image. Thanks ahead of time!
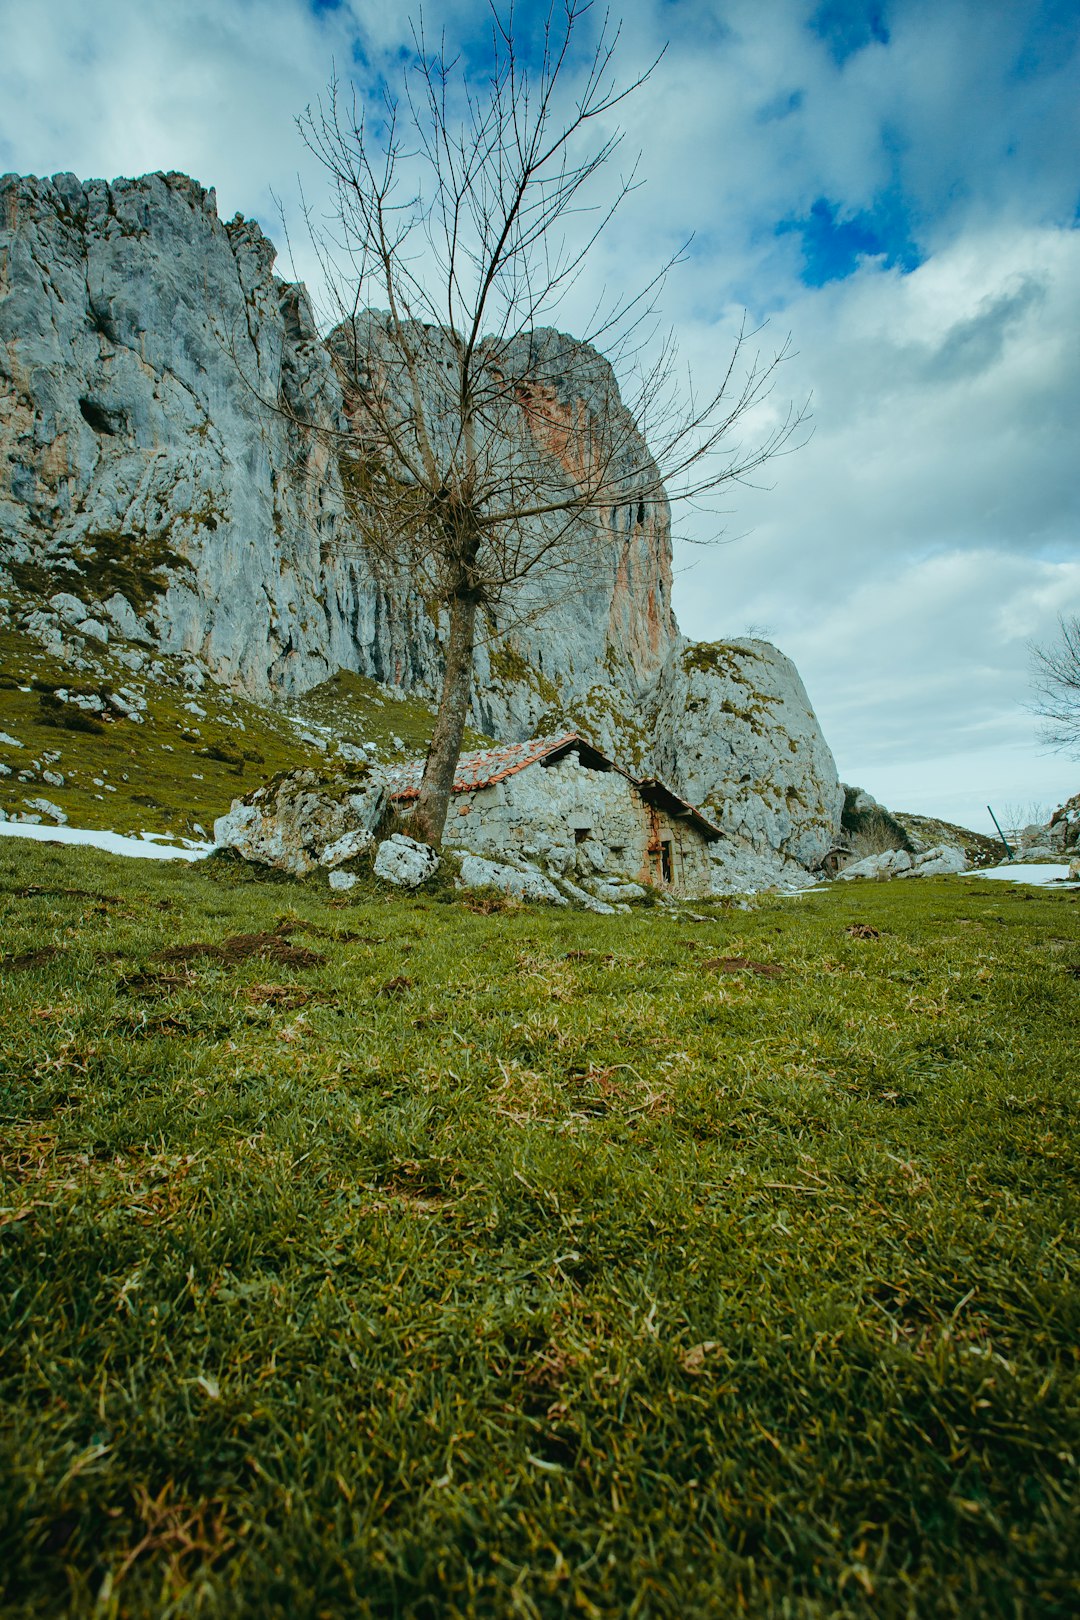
[0,0,1078,829]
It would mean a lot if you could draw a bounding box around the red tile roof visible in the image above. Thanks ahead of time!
[384,731,721,840]
[384,732,586,799]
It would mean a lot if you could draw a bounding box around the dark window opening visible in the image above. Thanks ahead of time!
[660,840,673,884]
[574,827,590,844]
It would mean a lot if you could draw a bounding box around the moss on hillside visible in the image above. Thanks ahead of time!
[0,626,332,837]
[294,669,494,756]
[680,640,763,682]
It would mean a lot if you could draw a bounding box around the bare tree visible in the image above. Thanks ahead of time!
[1030,614,1080,757]
[297,0,805,845]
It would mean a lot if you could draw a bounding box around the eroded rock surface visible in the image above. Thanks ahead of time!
[651,639,844,877]
[839,844,967,881]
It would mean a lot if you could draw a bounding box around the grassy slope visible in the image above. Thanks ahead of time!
[1,841,1077,1618]
[0,625,492,840]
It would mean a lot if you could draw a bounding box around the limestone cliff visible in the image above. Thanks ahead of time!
[0,169,842,877]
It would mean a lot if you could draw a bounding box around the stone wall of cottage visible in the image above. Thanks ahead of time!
[440,751,714,895]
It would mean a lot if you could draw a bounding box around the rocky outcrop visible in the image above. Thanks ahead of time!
[650,639,844,872]
[212,768,385,875]
[839,784,913,859]
[1007,793,1080,860]
[1,169,844,879]
[839,845,967,881]
[457,852,568,906]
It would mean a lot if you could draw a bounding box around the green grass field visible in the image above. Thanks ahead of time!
[1,839,1077,1617]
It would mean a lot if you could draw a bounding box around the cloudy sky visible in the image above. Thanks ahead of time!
[2,0,1077,832]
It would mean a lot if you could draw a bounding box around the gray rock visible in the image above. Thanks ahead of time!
[76,617,109,643]
[457,852,568,906]
[708,840,819,895]
[905,844,967,877]
[557,875,617,913]
[213,769,386,874]
[839,849,914,881]
[321,827,374,867]
[0,732,24,748]
[105,690,143,721]
[373,833,439,888]
[650,640,844,874]
[41,770,64,787]
[841,843,966,881]
[586,877,646,902]
[23,796,67,823]
[103,592,153,643]
[328,869,358,892]
[48,592,89,626]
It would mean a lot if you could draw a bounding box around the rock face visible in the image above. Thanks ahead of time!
[650,640,844,872]
[1008,793,1080,860]
[0,169,844,880]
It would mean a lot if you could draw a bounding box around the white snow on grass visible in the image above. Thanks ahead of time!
[0,821,212,862]
[968,863,1079,888]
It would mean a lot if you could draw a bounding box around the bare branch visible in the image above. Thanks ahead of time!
[1029,615,1080,757]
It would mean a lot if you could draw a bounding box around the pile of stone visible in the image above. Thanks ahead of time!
[838,845,968,882]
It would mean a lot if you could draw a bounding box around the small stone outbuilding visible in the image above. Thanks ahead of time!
[386,733,720,895]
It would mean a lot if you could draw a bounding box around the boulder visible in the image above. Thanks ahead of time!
[102,592,153,644]
[650,639,844,874]
[213,769,386,875]
[328,869,358,892]
[904,844,966,877]
[585,877,647,903]
[49,592,90,627]
[457,852,568,906]
[373,833,439,888]
[320,827,374,868]
[555,875,618,914]
[839,848,914,881]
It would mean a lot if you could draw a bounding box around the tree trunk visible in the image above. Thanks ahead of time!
[410,587,478,846]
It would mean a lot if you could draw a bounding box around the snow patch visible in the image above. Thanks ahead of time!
[968,863,1079,889]
[0,822,212,862]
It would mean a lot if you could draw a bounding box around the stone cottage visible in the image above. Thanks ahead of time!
[386,733,720,894]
